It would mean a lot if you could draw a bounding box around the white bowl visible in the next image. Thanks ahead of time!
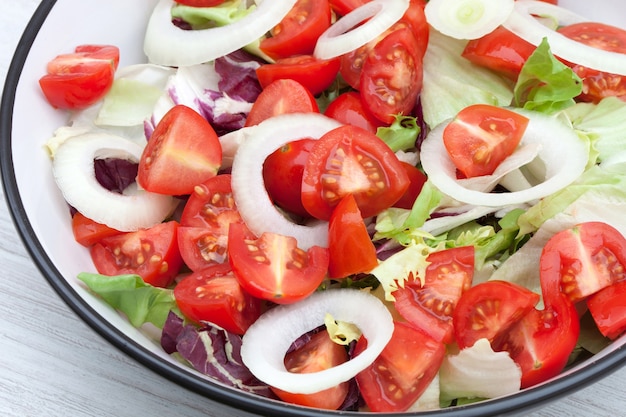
[2,0,626,416]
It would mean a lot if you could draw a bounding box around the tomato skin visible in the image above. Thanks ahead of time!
[301,125,410,220]
[453,280,540,349]
[263,138,315,218]
[327,194,378,279]
[539,222,626,306]
[462,26,536,80]
[360,26,423,124]
[180,175,240,228]
[174,263,262,335]
[256,55,340,96]
[558,22,626,103]
[493,293,579,389]
[71,212,122,247]
[90,221,184,288]
[329,0,367,16]
[227,223,329,304]
[138,105,222,196]
[392,162,427,209]
[271,331,350,410]
[39,44,119,110]
[443,104,529,178]
[354,321,445,412]
[245,79,319,127]
[324,91,383,133]
[587,280,626,340]
[259,0,332,60]
[394,246,474,344]
[174,0,226,6]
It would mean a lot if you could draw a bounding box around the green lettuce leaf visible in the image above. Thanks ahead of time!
[513,38,582,114]
[376,115,420,152]
[77,272,179,328]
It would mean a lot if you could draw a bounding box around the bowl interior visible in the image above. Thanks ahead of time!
[3,0,626,416]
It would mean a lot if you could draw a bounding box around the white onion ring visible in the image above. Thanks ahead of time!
[425,0,515,40]
[240,289,394,394]
[420,110,588,207]
[52,133,177,231]
[313,0,409,60]
[503,0,626,76]
[144,0,298,66]
[230,113,342,250]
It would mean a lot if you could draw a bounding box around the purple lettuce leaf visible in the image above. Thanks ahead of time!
[94,158,138,193]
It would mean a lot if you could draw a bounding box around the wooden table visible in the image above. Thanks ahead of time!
[1,1,625,416]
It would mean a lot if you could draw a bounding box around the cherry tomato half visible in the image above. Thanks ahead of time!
[256,55,340,96]
[245,79,319,127]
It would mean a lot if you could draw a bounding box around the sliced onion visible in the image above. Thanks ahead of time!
[420,110,588,207]
[52,132,178,231]
[144,0,298,66]
[313,0,409,60]
[503,0,626,76]
[241,289,394,394]
[425,0,515,40]
[230,113,341,249]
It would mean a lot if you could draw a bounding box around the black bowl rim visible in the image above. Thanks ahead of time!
[2,1,626,416]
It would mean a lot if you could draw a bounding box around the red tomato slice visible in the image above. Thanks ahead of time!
[271,331,350,410]
[173,263,262,335]
[360,26,423,124]
[138,105,222,196]
[39,44,119,110]
[179,175,243,270]
[301,125,410,220]
[392,162,427,209]
[443,104,529,178]
[587,280,626,340]
[244,79,319,127]
[327,194,378,279]
[71,211,122,247]
[393,246,474,344]
[492,293,579,389]
[227,223,329,304]
[329,0,367,16]
[256,55,340,96]
[174,0,226,6]
[259,0,332,60]
[263,138,315,218]
[453,280,540,349]
[462,26,536,80]
[324,91,383,133]
[399,0,429,59]
[354,321,445,412]
[540,221,626,306]
[558,22,626,103]
[90,221,184,288]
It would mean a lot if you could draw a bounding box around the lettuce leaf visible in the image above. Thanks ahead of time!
[376,115,420,152]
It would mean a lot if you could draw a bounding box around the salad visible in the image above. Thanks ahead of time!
[40,0,626,413]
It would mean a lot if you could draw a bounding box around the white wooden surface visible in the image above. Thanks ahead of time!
[1,1,626,416]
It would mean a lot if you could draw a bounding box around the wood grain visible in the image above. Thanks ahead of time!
[1,1,625,416]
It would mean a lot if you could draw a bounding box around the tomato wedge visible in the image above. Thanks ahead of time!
[587,280,626,340]
[443,104,529,178]
[393,246,474,344]
[71,211,122,247]
[360,26,423,124]
[256,55,340,96]
[540,222,626,306]
[492,293,579,389]
[227,223,329,304]
[392,162,427,209]
[259,0,332,60]
[90,221,184,288]
[301,125,410,220]
[271,331,350,410]
[354,321,445,412]
[39,44,119,110]
[324,91,383,134]
[174,263,262,335]
[263,138,315,218]
[244,79,319,127]
[138,105,222,196]
[453,280,540,349]
[327,194,378,279]
[558,22,626,103]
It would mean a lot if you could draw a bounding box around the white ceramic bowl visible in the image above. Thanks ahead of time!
[2,1,626,416]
